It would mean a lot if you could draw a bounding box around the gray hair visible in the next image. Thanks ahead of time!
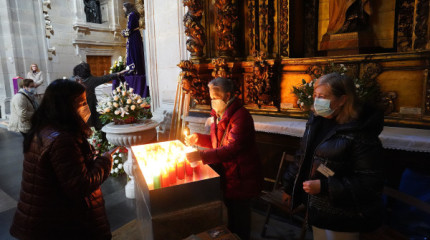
[208,77,234,94]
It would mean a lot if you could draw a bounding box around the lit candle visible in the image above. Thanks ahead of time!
[153,173,161,189]
[177,160,185,180]
[193,162,200,174]
[161,169,170,188]
[183,127,190,146]
[169,163,177,184]
[185,160,193,177]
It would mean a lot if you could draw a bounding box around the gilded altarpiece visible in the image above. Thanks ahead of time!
[180,0,430,127]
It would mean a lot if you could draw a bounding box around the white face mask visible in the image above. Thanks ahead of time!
[211,99,227,115]
[77,105,91,123]
[313,97,335,117]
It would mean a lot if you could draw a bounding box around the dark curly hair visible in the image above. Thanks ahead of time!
[73,62,91,80]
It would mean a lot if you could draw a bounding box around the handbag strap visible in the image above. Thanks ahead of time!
[19,92,37,110]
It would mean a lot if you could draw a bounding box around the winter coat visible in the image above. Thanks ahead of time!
[8,89,37,133]
[195,98,263,200]
[82,74,118,130]
[10,127,112,240]
[26,71,46,95]
[282,106,385,232]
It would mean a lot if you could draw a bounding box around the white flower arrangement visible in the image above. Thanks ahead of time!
[97,81,152,125]
[110,147,127,177]
[109,56,126,74]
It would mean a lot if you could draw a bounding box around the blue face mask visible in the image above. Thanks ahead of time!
[24,87,36,95]
[313,97,335,117]
[28,88,36,94]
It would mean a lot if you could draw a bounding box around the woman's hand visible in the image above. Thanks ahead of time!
[102,147,118,161]
[282,192,292,208]
[185,150,201,162]
[303,180,321,195]
[185,133,198,146]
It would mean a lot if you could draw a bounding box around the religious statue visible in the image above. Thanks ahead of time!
[122,3,145,76]
[112,3,148,97]
[326,0,371,34]
[84,0,102,24]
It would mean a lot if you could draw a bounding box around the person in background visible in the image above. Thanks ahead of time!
[26,63,47,103]
[8,79,38,137]
[185,77,263,240]
[10,79,113,240]
[73,62,127,130]
[282,72,384,240]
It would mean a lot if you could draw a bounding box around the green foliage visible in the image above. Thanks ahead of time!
[292,63,381,109]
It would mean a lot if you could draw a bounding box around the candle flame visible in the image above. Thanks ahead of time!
[132,140,190,188]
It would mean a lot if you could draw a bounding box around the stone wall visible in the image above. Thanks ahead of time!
[0,0,190,138]
[144,0,188,138]
[0,0,127,118]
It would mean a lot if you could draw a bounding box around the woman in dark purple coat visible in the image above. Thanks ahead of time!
[122,3,145,76]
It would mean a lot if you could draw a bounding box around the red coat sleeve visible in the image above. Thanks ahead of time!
[200,110,254,165]
[195,133,212,148]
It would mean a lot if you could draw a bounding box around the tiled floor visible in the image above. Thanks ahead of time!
[0,125,311,240]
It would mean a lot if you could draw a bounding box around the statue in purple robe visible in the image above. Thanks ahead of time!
[122,3,145,76]
[118,3,148,97]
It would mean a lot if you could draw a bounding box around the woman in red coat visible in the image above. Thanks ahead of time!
[186,77,263,240]
[10,79,113,240]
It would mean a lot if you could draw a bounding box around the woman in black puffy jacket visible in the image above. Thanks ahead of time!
[10,79,113,240]
[282,72,385,240]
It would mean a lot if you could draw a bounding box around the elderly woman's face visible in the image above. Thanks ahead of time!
[313,81,346,118]
[313,83,334,101]
[209,86,230,103]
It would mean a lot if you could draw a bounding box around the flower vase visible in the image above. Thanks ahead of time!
[113,116,137,125]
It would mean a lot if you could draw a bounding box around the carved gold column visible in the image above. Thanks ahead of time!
[259,0,275,57]
[183,0,206,60]
[413,0,429,50]
[214,0,239,58]
[279,0,290,57]
[178,60,209,105]
[397,0,415,52]
[304,0,318,57]
[247,0,258,56]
